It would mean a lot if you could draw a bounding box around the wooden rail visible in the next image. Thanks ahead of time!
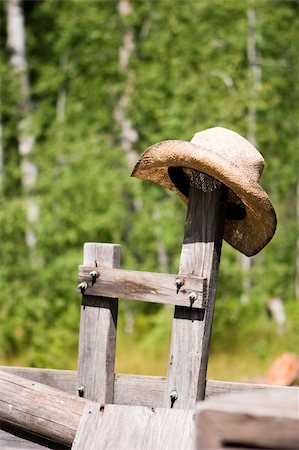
[78,265,207,309]
[195,389,299,449]
[1,366,297,408]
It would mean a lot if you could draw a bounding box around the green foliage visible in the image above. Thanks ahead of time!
[0,0,298,377]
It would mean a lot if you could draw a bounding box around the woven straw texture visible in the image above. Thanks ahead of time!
[132,127,276,256]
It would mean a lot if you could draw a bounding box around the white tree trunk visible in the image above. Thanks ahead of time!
[241,5,262,304]
[296,180,299,300]
[56,55,67,126]
[114,0,138,169]
[247,7,261,149]
[0,117,3,191]
[7,0,38,253]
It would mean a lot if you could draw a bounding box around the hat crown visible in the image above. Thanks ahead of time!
[190,127,264,181]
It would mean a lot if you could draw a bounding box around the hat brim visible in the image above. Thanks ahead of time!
[131,140,277,256]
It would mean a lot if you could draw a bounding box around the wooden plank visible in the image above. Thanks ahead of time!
[204,379,299,399]
[0,366,77,394]
[77,243,120,403]
[72,403,194,450]
[1,366,297,407]
[165,174,228,408]
[0,369,87,446]
[78,266,207,309]
[71,402,104,450]
[114,373,165,407]
[195,389,299,449]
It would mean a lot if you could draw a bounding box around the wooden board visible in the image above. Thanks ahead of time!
[195,389,299,449]
[165,180,228,408]
[72,402,194,450]
[0,369,86,446]
[1,366,297,407]
[0,366,77,394]
[77,243,120,403]
[78,266,207,309]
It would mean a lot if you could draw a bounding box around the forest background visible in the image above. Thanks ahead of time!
[0,0,298,381]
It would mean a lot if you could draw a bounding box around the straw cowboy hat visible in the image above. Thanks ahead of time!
[131,127,276,256]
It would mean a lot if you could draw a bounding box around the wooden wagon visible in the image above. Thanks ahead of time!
[1,167,298,449]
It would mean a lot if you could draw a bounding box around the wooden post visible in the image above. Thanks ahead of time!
[164,171,228,408]
[77,243,121,403]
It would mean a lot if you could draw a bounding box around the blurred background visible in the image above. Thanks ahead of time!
[0,0,298,383]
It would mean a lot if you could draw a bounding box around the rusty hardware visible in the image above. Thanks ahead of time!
[175,277,185,294]
[78,281,88,294]
[90,269,100,286]
[77,385,85,397]
[188,291,197,305]
[170,390,178,408]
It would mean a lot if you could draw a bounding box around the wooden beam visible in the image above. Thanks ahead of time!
[195,389,299,449]
[0,366,76,393]
[72,402,194,450]
[0,369,86,446]
[78,266,207,309]
[165,173,228,408]
[2,366,297,409]
[77,243,120,403]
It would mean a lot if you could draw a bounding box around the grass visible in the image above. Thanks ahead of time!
[114,339,276,382]
[0,342,295,384]
[0,348,271,382]
[1,300,297,384]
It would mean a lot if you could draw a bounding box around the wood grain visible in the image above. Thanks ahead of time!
[0,369,86,446]
[195,389,299,449]
[2,366,296,407]
[72,402,194,450]
[165,180,228,408]
[78,266,207,309]
[77,243,120,403]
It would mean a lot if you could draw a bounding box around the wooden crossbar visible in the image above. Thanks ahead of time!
[78,266,207,309]
[2,366,297,408]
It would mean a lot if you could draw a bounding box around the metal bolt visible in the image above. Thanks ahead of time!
[175,278,184,294]
[77,385,85,397]
[90,270,99,286]
[78,281,88,294]
[170,390,178,408]
[188,291,197,304]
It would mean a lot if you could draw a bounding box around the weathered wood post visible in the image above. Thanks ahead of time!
[131,126,277,409]
[164,171,228,408]
[77,243,121,403]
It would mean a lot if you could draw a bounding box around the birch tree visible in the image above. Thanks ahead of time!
[6,0,38,255]
[296,181,299,300]
[114,0,138,169]
[0,115,3,191]
[240,4,262,304]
